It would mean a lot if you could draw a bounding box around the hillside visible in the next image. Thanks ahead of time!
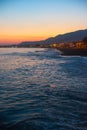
[18,29,87,47]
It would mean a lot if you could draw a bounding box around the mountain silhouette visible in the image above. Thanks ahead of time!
[19,29,87,47]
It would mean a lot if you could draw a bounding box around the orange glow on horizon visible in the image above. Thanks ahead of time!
[0,34,50,44]
[0,0,86,45]
[0,27,86,44]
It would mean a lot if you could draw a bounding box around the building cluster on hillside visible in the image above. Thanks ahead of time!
[52,37,87,49]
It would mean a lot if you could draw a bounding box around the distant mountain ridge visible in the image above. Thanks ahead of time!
[54,29,87,43]
[19,29,87,46]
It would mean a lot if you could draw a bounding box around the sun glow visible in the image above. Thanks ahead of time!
[0,34,49,44]
[0,0,87,44]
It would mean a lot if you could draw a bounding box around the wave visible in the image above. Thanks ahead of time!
[0,48,87,130]
[0,48,61,59]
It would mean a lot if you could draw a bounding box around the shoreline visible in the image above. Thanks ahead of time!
[58,48,87,56]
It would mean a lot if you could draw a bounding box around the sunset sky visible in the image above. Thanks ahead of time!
[0,0,87,44]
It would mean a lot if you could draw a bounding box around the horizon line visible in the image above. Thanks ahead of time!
[0,28,87,45]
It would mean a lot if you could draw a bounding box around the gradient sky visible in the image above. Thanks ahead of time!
[0,0,87,44]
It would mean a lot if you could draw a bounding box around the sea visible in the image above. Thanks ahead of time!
[0,48,87,130]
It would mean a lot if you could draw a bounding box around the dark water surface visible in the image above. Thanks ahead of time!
[0,48,87,130]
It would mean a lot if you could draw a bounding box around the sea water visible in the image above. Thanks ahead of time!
[0,48,87,130]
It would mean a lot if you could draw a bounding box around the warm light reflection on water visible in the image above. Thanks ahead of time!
[0,48,46,70]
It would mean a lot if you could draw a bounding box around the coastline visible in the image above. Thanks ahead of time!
[58,48,87,56]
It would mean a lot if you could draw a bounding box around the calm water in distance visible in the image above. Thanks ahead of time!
[0,48,87,130]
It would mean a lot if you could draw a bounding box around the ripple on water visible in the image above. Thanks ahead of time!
[0,48,87,130]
